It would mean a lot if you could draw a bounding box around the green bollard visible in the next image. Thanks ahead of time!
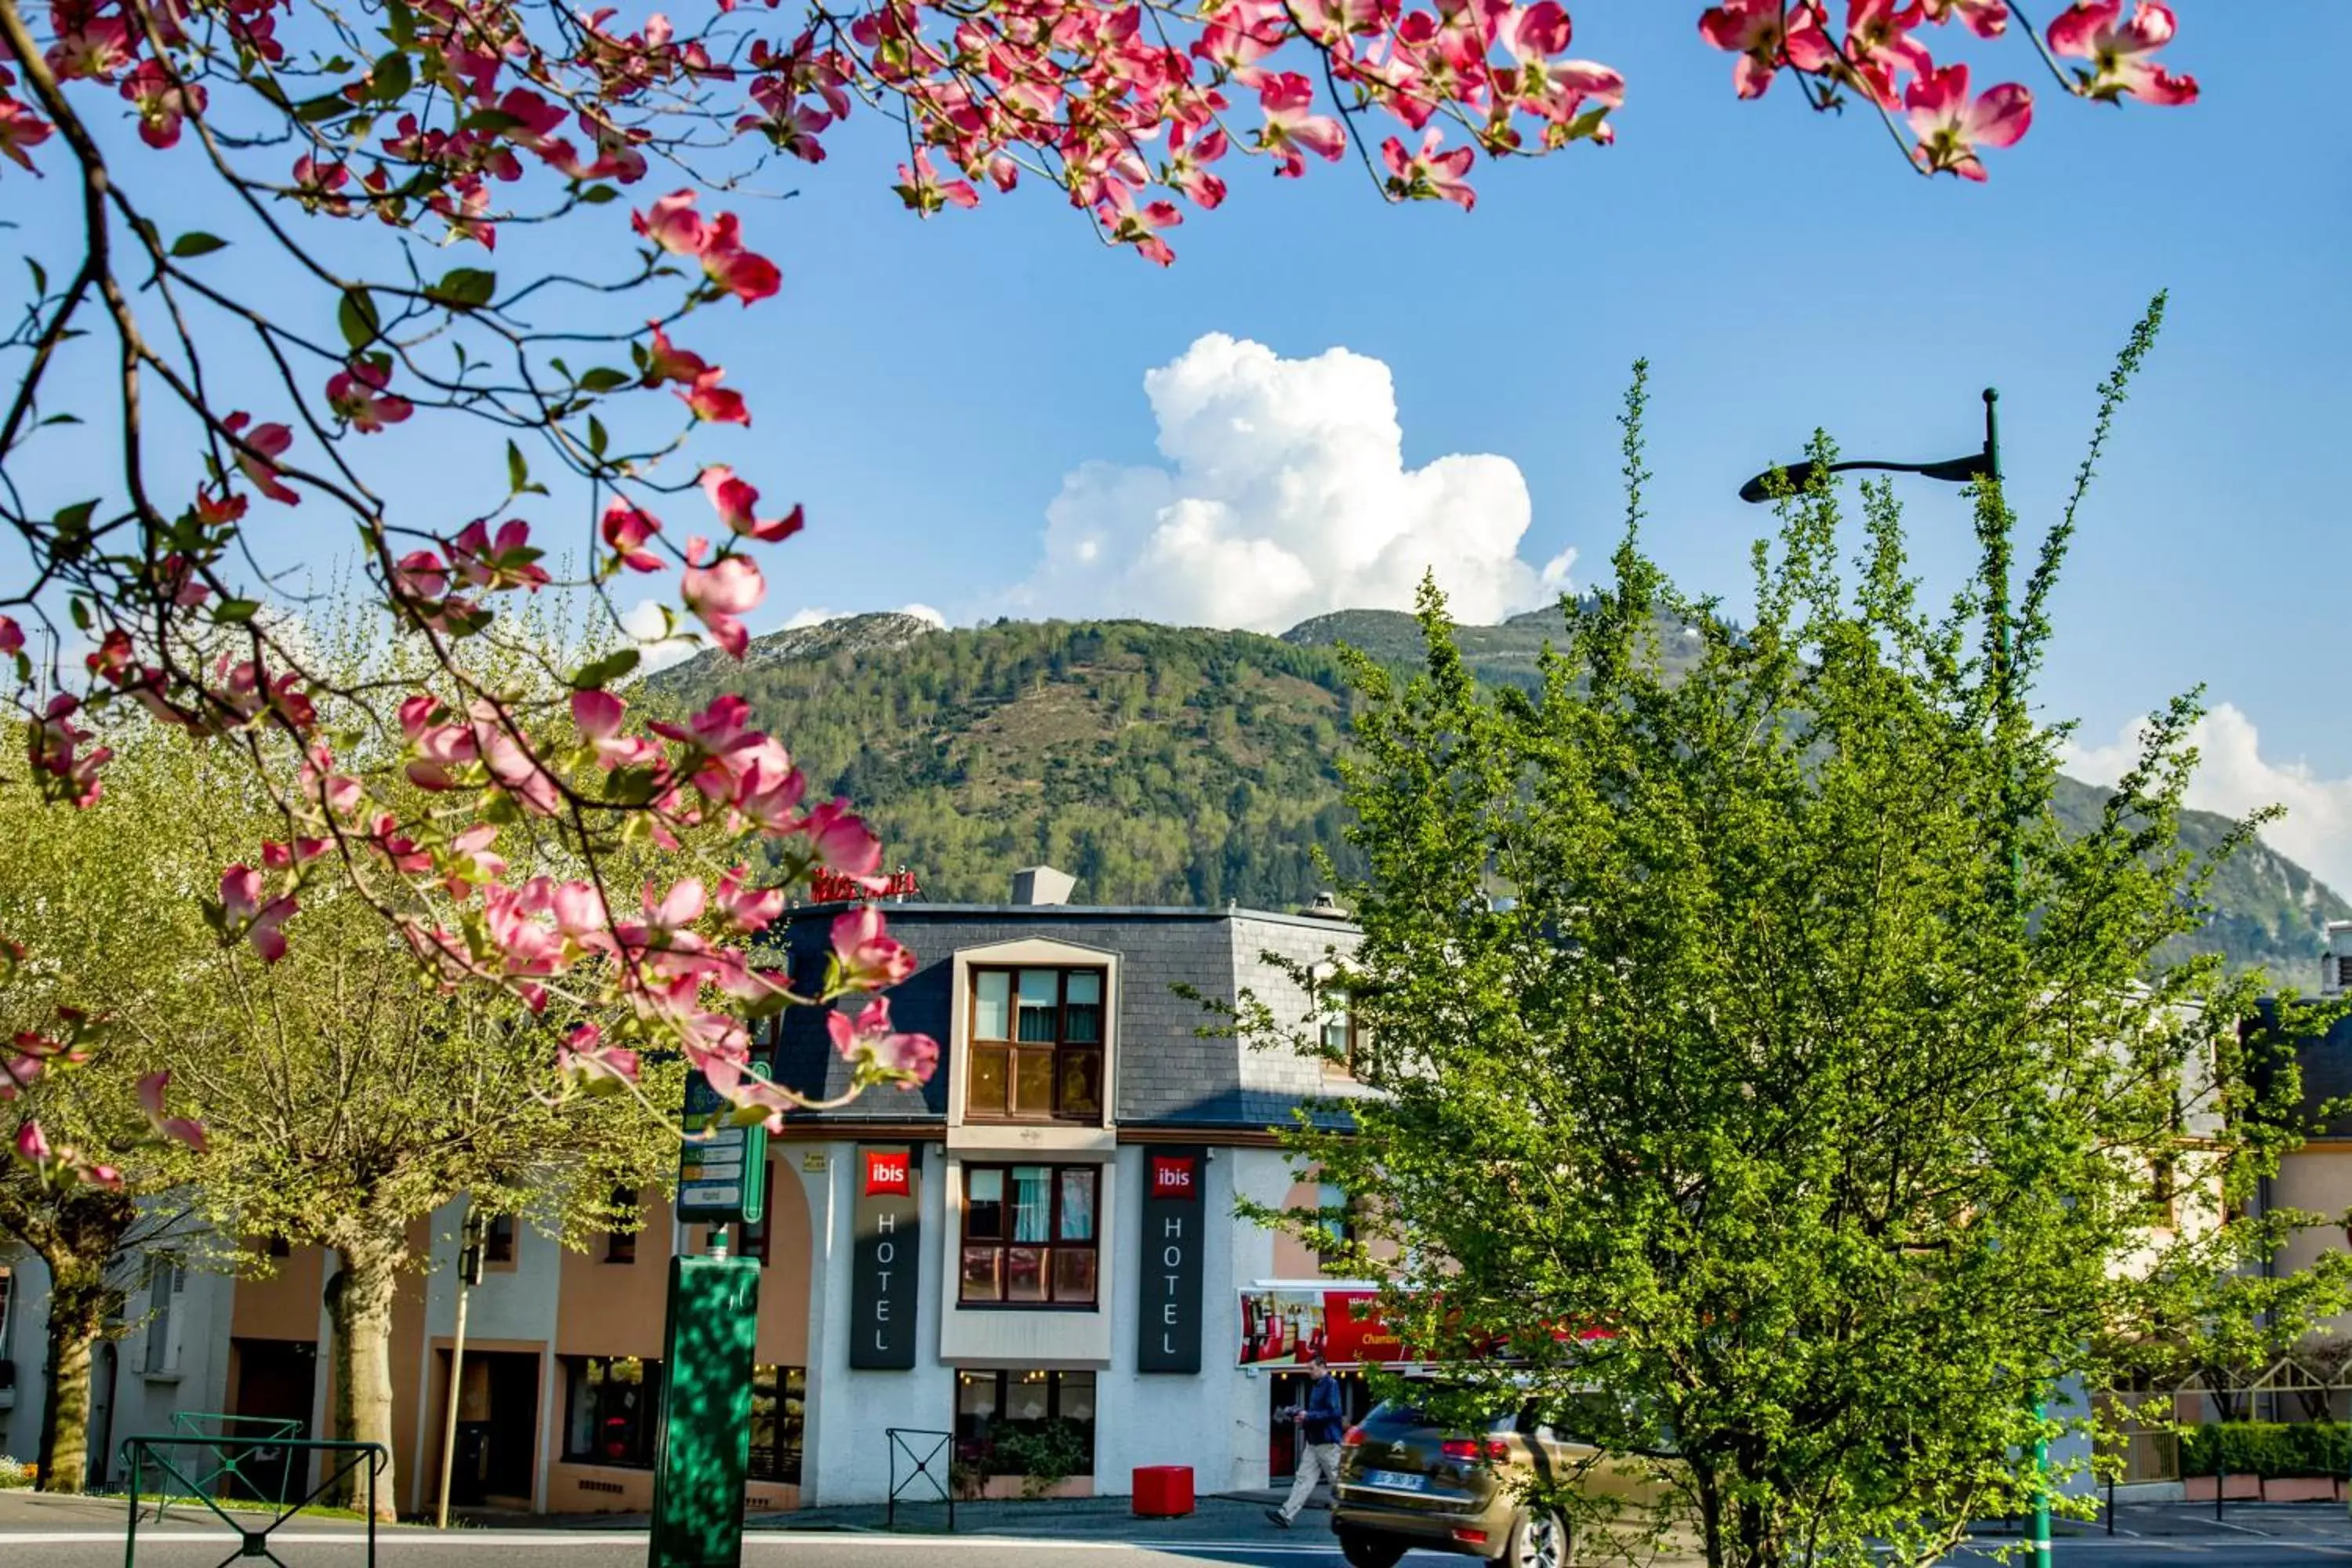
[648,1236,761,1568]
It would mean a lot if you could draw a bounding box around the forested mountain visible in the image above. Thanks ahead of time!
[651,611,2349,980]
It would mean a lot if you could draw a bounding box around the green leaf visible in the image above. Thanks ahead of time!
[53,499,99,533]
[506,441,529,494]
[572,648,641,690]
[169,232,230,259]
[579,368,630,394]
[69,597,91,633]
[27,257,49,296]
[214,598,262,623]
[295,93,347,124]
[427,267,498,310]
[578,184,619,205]
[337,288,381,351]
[587,416,609,457]
[369,49,413,104]
[461,107,524,135]
[385,0,416,45]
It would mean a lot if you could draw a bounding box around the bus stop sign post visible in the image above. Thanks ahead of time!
[650,1066,768,1568]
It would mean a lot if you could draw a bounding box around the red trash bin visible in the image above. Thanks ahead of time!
[1133,1465,1196,1518]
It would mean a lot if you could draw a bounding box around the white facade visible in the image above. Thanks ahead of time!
[796,1137,1299,1505]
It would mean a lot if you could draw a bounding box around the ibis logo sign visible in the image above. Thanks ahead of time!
[1149,1155,1197,1200]
[864,1150,911,1197]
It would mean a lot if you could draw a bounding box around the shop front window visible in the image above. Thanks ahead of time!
[960,1163,1098,1306]
[953,1369,1096,1479]
[562,1356,662,1468]
[966,967,1105,1122]
[750,1365,805,1485]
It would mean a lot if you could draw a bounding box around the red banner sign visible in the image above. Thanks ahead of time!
[814,868,922,902]
[1149,1155,1198,1200]
[864,1149,911,1197]
[1237,1290,1615,1367]
[1238,1289,1410,1367]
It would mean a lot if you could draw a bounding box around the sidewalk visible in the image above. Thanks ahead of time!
[448,1488,1332,1542]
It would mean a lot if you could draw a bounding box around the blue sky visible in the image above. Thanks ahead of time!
[9,5,2349,888]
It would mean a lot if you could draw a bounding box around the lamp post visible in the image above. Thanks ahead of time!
[1740,388,2053,1568]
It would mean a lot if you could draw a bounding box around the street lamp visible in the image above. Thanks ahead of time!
[1737,387,2002,502]
[1738,386,2053,1568]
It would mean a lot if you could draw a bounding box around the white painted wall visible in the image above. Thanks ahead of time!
[802,1139,956,1508]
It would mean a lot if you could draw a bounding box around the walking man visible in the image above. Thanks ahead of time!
[1267,1352,1346,1528]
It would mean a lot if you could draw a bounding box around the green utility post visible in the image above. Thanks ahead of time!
[649,1066,771,1568]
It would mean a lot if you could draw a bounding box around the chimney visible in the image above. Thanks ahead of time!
[1299,891,1350,920]
[2327,920,2352,999]
[1011,866,1076,907]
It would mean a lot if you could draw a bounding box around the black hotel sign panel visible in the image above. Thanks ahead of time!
[1138,1147,1206,1373]
[850,1144,920,1369]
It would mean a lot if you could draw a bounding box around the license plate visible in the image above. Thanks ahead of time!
[1363,1468,1428,1492]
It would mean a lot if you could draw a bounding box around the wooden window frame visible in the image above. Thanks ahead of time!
[963,966,1108,1125]
[957,1163,1100,1308]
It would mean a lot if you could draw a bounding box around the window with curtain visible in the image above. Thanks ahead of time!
[966,967,1105,1122]
[960,1163,1099,1305]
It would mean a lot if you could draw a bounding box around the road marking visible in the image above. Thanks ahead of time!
[0,1532,1376,1553]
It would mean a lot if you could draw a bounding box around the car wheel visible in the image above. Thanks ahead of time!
[1506,1508,1572,1568]
[1338,1528,1408,1568]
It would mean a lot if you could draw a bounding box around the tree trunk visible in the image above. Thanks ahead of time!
[325,1244,401,1522]
[33,1271,103,1495]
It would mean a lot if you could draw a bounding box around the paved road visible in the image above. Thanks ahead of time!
[5,1500,2350,1567]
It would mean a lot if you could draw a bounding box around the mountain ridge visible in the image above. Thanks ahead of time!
[649,611,2347,982]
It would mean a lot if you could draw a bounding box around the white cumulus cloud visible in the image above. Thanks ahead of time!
[619,598,699,674]
[2063,702,2352,895]
[1011,333,1573,632]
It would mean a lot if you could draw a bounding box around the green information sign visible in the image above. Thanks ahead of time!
[677,1067,769,1226]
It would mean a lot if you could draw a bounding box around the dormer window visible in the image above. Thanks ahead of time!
[966,967,1105,1122]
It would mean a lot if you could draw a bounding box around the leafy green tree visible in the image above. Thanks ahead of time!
[172,877,681,1521]
[1256,327,2352,1568]
[0,729,216,1493]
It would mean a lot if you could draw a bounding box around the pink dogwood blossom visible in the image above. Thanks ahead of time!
[831,903,916,990]
[826,996,939,1082]
[1905,62,2031,180]
[681,537,764,657]
[219,866,296,961]
[2046,1,2197,105]
[700,466,804,543]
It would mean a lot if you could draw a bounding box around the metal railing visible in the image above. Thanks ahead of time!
[147,1412,308,1519]
[121,1434,386,1567]
[884,1426,955,1532]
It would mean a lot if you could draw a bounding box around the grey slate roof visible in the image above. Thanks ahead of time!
[763,903,1359,1132]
